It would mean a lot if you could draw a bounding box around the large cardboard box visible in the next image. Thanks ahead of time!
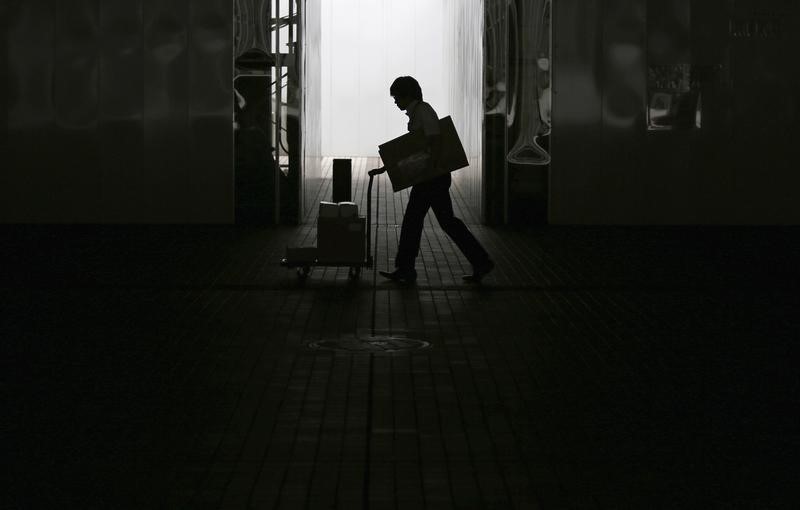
[378,116,469,192]
[317,217,366,263]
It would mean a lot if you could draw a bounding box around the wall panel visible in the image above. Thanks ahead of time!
[99,0,144,221]
[598,0,647,222]
[302,0,323,218]
[55,0,101,221]
[4,1,58,221]
[142,0,191,222]
[189,0,234,221]
[2,0,233,223]
[550,0,607,223]
[445,0,484,221]
[551,0,800,224]
[482,0,508,224]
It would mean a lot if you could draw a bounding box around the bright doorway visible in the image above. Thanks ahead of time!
[303,0,484,222]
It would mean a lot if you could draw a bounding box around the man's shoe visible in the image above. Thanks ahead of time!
[462,259,495,283]
[379,268,417,283]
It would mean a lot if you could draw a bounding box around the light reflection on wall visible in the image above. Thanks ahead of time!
[302,0,324,219]
[483,0,550,224]
[444,0,484,221]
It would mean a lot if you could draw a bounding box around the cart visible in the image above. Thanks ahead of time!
[280,172,378,280]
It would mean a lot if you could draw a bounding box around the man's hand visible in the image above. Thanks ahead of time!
[368,167,386,177]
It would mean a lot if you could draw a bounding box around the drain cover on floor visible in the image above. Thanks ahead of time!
[308,334,430,353]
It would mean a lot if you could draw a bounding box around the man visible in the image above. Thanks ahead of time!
[370,76,494,283]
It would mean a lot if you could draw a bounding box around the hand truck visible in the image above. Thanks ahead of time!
[280,171,381,280]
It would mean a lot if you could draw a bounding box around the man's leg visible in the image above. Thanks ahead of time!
[394,185,432,271]
[430,181,490,268]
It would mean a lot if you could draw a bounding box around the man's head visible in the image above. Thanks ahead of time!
[390,76,423,110]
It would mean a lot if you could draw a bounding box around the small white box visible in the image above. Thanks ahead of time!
[318,201,339,218]
[338,202,358,218]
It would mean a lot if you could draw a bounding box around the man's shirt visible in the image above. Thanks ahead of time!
[405,100,441,136]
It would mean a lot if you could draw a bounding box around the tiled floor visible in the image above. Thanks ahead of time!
[3,161,800,508]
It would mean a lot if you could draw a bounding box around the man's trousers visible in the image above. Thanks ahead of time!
[395,173,489,271]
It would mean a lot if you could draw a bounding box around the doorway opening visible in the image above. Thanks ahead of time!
[303,0,485,224]
[233,0,554,226]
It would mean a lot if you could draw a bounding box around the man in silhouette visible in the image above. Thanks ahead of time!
[370,76,494,283]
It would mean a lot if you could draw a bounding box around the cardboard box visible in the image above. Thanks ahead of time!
[378,116,469,191]
[338,202,358,218]
[319,201,359,219]
[317,217,366,263]
[319,201,339,218]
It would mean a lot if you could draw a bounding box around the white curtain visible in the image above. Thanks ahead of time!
[443,0,483,219]
[321,0,448,157]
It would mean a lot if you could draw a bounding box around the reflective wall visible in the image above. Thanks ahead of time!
[483,0,508,224]
[483,0,552,225]
[445,0,484,221]
[550,0,800,224]
[302,0,323,219]
[235,0,303,224]
[2,1,233,223]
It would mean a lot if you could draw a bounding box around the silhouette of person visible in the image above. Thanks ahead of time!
[371,76,494,283]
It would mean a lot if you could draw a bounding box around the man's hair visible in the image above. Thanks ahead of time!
[390,76,423,101]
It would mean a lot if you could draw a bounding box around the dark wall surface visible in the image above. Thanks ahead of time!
[551,0,800,224]
[1,1,233,223]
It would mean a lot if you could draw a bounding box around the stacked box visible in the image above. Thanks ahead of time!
[338,202,358,218]
[286,202,364,265]
[318,216,365,263]
[316,201,364,263]
[319,201,339,218]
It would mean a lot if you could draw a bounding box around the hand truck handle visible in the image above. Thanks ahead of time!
[366,173,375,266]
